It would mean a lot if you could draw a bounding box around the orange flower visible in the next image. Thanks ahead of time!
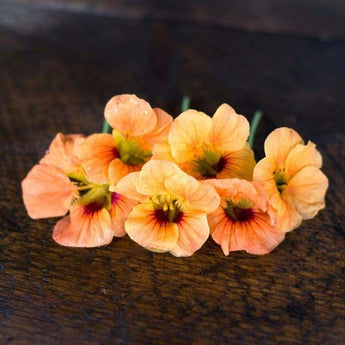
[22,133,137,247]
[53,191,137,247]
[79,94,173,185]
[112,160,220,256]
[154,104,255,181]
[22,133,84,219]
[253,127,328,232]
[205,179,285,255]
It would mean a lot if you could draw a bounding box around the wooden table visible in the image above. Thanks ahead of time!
[1,1,344,344]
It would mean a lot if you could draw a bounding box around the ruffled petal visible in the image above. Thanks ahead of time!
[53,204,114,247]
[164,174,220,213]
[169,109,212,162]
[40,133,84,174]
[22,164,76,219]
[78,133,116,184]
[210,103,249,152]
[264,127,303,167]
[104,94,157,136]
[141,108,173,148]
[170,212,210,257]
[152,140,174,161]
[135,160,181,196]
[125,203,179,252]
[285,141,322,176]
[287,166,328,219]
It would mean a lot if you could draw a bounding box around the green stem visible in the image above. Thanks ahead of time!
[181,96,191,112]
[102,119,111,133]
[248,110,263,148]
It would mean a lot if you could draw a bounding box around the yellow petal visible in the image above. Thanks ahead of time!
[53,204,114,247]
[136,159,181,196]
[125,203,179,252]
[170,212,209,257]
[285,141,322,176]
[264,127,303,167]
[169,109,212,162]
[22,164,76,219]
[164,174,220,213]
[104,94,157,136]
[78,133,116,184]
[287,166,328,219]
[210,103,249,152]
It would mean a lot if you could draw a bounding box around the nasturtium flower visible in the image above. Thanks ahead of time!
[79,94,173,185]
[22,133,84,219]
[154,104,255,181]
[22,133,136,247]
[205,179,285,255]
[112,160,220,257]
[253,127,328,232]
[53,189,137,247]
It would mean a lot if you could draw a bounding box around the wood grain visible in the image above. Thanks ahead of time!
[0,3,344,344]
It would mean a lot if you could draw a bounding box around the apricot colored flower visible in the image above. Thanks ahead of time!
[154,104,255,181]
[22,133,137,247]
[253,127,328,232]
[22,133,84,219]
[205,179,285,255]
[112,160,220,256]
[53,190,137,247]
[79,94,173,185]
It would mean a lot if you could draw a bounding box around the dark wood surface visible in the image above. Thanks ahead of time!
[1,2,344,344]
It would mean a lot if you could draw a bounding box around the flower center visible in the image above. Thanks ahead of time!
[68,173,114,211]
[113,130,152,166]
[194,151,226,178]
[273,169,288,194]
[224,198,254,222]
[151,194,183,223]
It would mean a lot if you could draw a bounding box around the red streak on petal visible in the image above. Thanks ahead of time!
[153,209,184,224]
[83,202,103,216]
[111,192,121,206]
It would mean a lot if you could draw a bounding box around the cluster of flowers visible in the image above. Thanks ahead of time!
[22,94,328,257]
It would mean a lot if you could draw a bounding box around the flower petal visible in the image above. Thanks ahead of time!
[217,143,256,180]
[108,157,140,185]
[78,133,116,184]
[22,164,76,219]
[136,160,182,196]
[141,108,173,147]
[53,204,114,247]
[285,141,322,176]
[287,166,328,219]
[169,109,212,162]
[210,103,249,152]
[40,133,84,174]
[111,172,147,203]
[253,157,286,216]
[104,94,157,136]
[164,174,220,213]
[109,193,138,237]
[264,127,303,167]
[170,212,210,257]
[125,203,179,252]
